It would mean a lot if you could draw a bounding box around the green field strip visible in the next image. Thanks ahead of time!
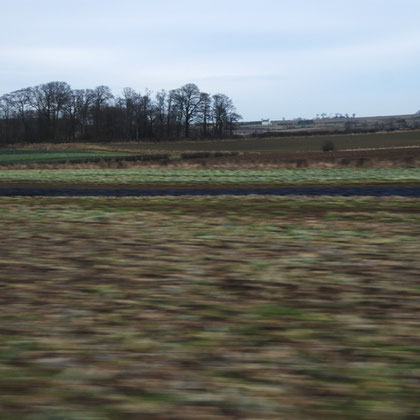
[0,149,139,164]
[1,168,420,184]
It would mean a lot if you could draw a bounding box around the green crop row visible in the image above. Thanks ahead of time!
[0,149,139,164]
[1,168,420,184]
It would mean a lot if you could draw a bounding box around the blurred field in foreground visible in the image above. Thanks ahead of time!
[1,196,420,419]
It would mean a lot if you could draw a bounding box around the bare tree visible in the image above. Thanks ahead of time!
[0,81,241,143]
[199,92,212,137]
[10,88,32,137]
[30,82,71,140]
[154,90,167,138]
[167,89,182,137]
[116,88,155,140]
[64,89,94,140]
[139,89,154,139]
[90,86,114,138]
[0,94,14,143]
[173,83,202,137]
[74,89,94,139]
[212,93,241,137]
[121,87,140,140]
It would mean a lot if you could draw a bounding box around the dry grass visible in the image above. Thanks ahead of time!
[0,196,420,418]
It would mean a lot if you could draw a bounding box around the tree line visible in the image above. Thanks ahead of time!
[0,82,241,143]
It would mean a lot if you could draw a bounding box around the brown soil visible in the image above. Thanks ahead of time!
[195,147,420,169]
[1,147,419,170]
[2,181,420,190]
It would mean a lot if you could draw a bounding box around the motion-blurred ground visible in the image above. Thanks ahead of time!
[0,196,419,419]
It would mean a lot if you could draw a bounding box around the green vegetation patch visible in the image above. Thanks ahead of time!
[0,149,141,164]
[1,167,420,185]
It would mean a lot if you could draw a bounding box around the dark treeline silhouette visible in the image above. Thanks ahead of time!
[0,82,241,143]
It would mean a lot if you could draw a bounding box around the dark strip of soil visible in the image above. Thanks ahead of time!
[2,181,420,190]
[1,187,420,197]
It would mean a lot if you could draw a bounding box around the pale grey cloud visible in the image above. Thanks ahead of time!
[1,0,420,119]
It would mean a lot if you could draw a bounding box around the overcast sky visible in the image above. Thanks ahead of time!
[1,0,420,120]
